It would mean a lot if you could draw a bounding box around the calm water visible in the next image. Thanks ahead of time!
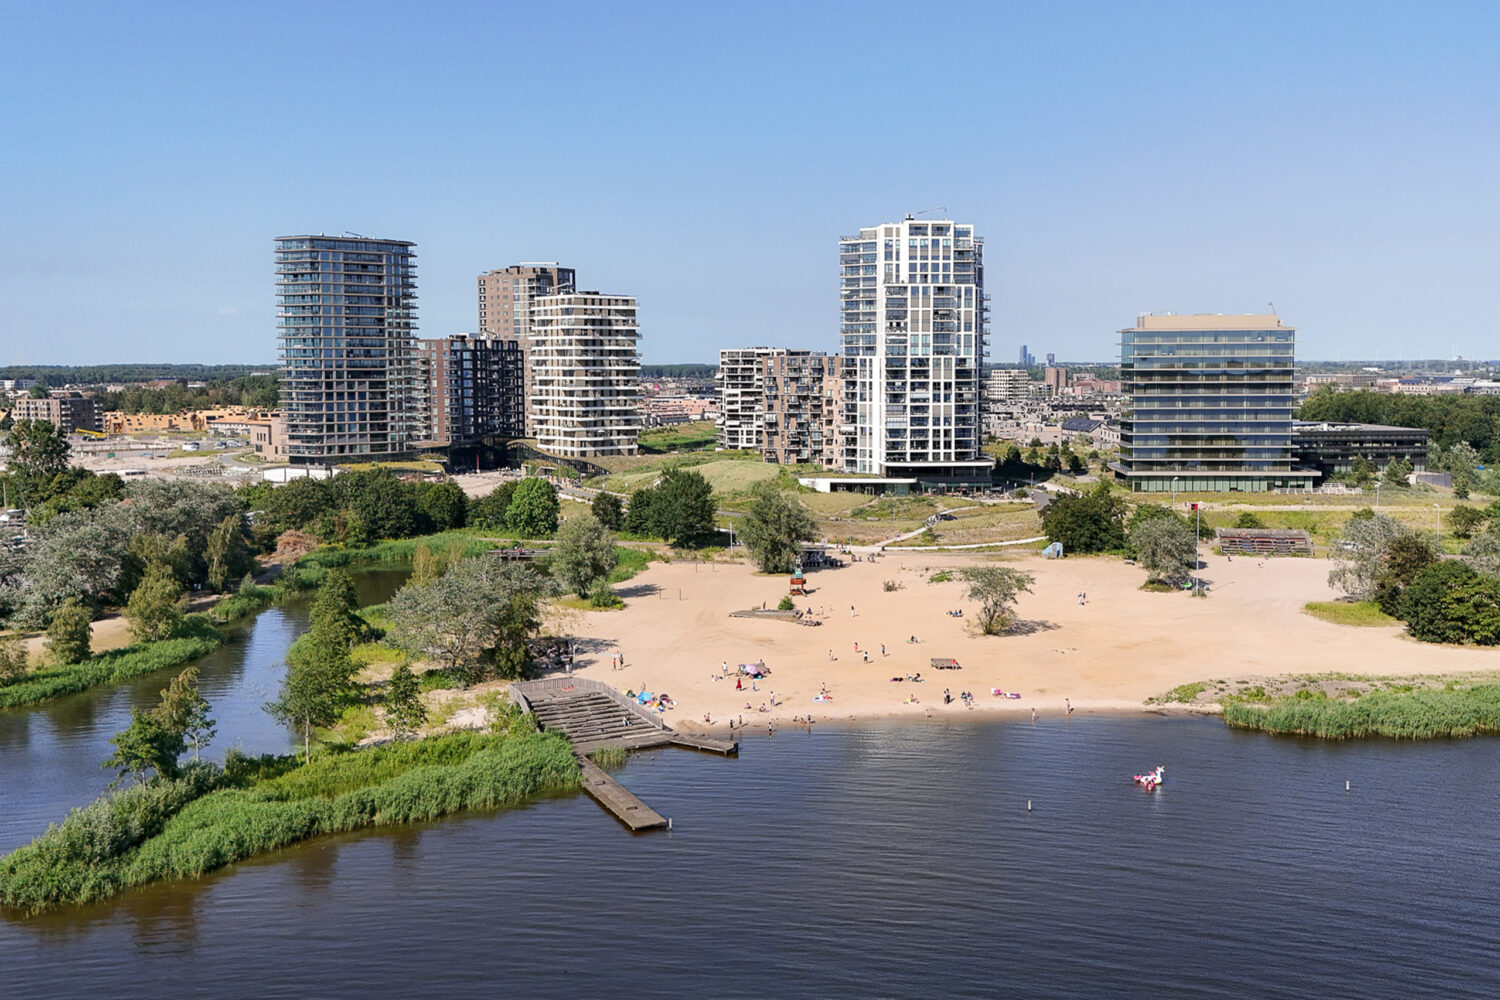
[3,574,1499,997]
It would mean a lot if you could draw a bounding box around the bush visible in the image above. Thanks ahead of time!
[588,582,624,609]
[1224,684,1500,739]
[777,595,795,611]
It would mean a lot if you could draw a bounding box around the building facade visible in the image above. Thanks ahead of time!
[1114,313,1316,492]
[414,334,526,447]
[10,393,102,434]
[717,347,799,450]
[1043,366,1068,395]
[529,291,641,458]
[839,217,990,484]
[761,352,845,466]
[477,263,575,437]
[1292,421,1428,477]
[276,235,417,464]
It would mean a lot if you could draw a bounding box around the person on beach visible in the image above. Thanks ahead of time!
[850,605,856,618]
[736,677,743,691]
[881,643,887,656]
[1031,708,1037,722]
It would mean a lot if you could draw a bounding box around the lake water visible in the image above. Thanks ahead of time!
[3,571,1499,998]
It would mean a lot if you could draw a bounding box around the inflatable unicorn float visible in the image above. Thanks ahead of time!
[1132,765,1165,792]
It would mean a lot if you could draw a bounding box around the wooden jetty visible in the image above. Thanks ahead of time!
[509,678,736,831]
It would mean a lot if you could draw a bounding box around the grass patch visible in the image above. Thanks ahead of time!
[1139,581,1177,593]
[207,585,277,624]
[637,423,717,454]
[0,618,225,712]
[591,746,627,768]
[1303,601,1399,627]
[1223,684,1500,739]
[928,571,953,583]
[0,729,579,913]
[1147,682,1207,705]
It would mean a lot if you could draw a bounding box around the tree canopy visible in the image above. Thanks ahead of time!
[551,514,619,598]
[961,566,1035,635]
[1041,484,1127,554]
[737,482,817,573]
[1130,516,1198,587]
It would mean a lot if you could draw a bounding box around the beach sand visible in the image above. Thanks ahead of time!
[547,550,1500,729]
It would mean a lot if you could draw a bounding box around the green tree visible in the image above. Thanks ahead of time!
[310,568,363,652]
[551,514,619,598]
[960,566,1035,635]
[125,562,184,642]
[1066,453,1086,474]
[1382,457,1413,488]
[1041,483,1127,554]
[385,660,426,740]
[44,599,92,665]
[506,478,560,537]
[468,481,517,530]
[1131,515,1198,587]
[415,480,467,532]
[204,513,249,592]
[738,481,817,573]
[649,467,716,545]
[1327,513,1407,600]
[103,707,185,784]
[623,487,656,535]
[1373,533,1437,616]
[1234,512,1266,529]
[0,634,29,685]
[592,491,624,530]
[3,420,70,504]
[1349,455,1377,487]
[1449,505,1485,540]
[1398,561,1500,645]
[156,663,215,762]
[267,632,352,763]
[385,559,548,685]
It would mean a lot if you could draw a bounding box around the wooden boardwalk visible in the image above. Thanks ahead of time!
[577,757,667,831]
[510,678,736,832]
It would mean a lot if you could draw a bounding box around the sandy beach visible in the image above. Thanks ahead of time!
[548,550,1500,728]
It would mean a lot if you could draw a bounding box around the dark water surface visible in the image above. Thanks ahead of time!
[3,570,1498,997]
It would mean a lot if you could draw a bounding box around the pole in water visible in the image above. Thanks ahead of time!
[668,817,673,830]
[1027,800,1032,812]
[1346,780,1350,792]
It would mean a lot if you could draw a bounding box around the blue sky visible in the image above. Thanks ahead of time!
[1,0,1496,365]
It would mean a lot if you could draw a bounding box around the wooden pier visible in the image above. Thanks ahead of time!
[509,678,736,832]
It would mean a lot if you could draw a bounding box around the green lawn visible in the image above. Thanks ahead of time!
[1303,600,1400,627]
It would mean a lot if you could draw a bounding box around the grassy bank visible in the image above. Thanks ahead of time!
[1223,684,1500,739]
[0,618,225,712]
[1303,601,1399,627]
[0,728,580,914]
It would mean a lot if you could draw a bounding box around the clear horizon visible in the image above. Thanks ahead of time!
[2,0,1496,366]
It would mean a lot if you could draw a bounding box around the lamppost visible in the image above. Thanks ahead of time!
[1171,477,1179,510]
[1375,481,1381,511]
[1194,502,1202,596]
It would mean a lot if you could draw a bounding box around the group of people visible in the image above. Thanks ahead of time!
[943,688,977,708]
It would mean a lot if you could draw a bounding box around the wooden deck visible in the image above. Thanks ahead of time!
[578,757,667,831]
[509,678,737,832]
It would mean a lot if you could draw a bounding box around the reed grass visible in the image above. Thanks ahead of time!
[0,618,225,712]
[0,730,578,913]
[1223,684,1500,739]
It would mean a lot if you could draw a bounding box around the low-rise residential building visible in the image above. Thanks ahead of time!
[11,393,102,434]
[1291,421,1428,476]
[984,368,1031,406]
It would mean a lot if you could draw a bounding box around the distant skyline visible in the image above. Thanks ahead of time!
[1,1,1496,366]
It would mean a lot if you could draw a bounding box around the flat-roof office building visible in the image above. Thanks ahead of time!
[1114,313,1317,492]
[276,235,417,464]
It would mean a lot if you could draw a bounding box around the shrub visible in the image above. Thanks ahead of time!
[777,595,795,611]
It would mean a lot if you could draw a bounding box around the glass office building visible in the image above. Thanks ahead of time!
[276,235,417,464]
[1114,314,1317,492]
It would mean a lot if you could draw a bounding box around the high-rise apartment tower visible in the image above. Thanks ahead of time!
[276,235,417,464]
[839,217,991,484]
[477,263,575,437]
[529,290,642,458]
[1114,313,1317,492]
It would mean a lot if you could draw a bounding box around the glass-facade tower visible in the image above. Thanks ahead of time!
[276,236,418,464]
[1114,313,1317,492]
[839,217,991,484]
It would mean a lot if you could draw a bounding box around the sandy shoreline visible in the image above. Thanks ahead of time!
[544,548,1500,732]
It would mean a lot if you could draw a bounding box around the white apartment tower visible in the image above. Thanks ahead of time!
[529,290,642,458]
[716,347,797,450]
[839,217,990,484]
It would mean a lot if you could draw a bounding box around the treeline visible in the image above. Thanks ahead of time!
[240,470,475,546]
[640,364,715,379]
[0,364,272,387]
[1298,388,1500,457]
[98,374,278,413]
